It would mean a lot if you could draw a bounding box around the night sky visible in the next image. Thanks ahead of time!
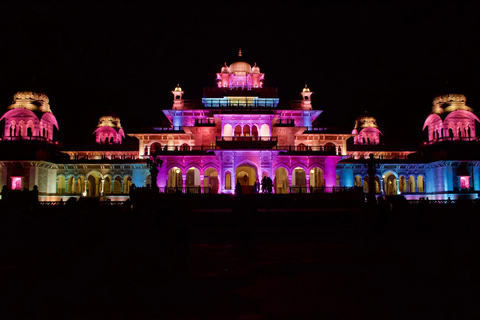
[1,1,480,147]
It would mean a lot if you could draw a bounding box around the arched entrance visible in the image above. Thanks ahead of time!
[186,167,201,193]
[274,167,289,194]
[383,172,397,195]
[87,171,102,197]
[204,167,219,194]
[57,176,66,194]
[236,163,258,194]
[309,167,324,192]
[167,167,183,192]
[408,175,416,193]
[103,176,111,194]
[292,167,306,193]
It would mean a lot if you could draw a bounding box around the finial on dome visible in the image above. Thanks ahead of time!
[238,48,242,57]
[174,83,182,92]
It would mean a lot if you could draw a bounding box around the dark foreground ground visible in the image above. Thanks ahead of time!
[1,195,479,319]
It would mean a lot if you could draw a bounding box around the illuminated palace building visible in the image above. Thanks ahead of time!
[1,52,480,200]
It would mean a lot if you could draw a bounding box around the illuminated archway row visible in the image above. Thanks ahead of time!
[56,172,133,196]
[353,171,426,195]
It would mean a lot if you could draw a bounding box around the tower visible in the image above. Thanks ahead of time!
[300,85,313,110]
[0,91,59,142]
[172,84,184,110]
[423,93,480,143]
[94,114,125,144]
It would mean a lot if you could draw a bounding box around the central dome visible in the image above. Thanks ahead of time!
[229,61,252,74]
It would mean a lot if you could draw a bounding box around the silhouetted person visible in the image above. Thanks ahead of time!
[266,177,273,193]
[236,179,243,195]
[261,176,267,193]
[254,179,260,194]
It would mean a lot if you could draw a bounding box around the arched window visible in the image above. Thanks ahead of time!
[180,143,190,151]
[243,124,250,137]
[325,142,336,153]
[297,143,307,151]
[150,142,162,154]
[234,125,242,137]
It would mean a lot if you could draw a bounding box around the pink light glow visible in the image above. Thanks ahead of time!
[460,176,470,189]
[11,177,22,190]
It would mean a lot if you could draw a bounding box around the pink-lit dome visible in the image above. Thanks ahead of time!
[94,114,125,144]
[1,90,58,141]
[251,63,260,74]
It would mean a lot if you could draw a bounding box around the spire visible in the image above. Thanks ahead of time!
[238,48,242,57]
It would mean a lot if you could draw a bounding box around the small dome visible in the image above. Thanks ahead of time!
[221,63,230,73]
[302,85,310,93]
[251,63,260,74]
[97,115,122,129]
[173,84,183,92]
[9,91,52,113]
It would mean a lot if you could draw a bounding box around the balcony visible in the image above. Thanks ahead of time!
[215,136,278,149]
[194,118,215,126]
[274,119,295,127]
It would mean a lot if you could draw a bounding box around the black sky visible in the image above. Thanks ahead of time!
[1,0,480,146]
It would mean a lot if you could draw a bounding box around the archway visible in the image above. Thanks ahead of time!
[383,172,397,195]
[408,175,416,193]
[104,176,111,194]
[363,176,369,193]
[260,124,270,138]
[113,176,122,194]
[123,176,132,194]
[243,124,250,137]
[399,176,407,193]
[67,176,75,194]
[57,176,66,194]
[252,125,259,140]
[167,167,183,192]
[204,167,219,194]
[150,142,162,154]
[87,175,97,196]
[186,167,201,193]
[236,163,257,193]
[274,167,289,194]
[77,176,85,195]
[417,175,425,193]
[292,167,306,193]
[309,167,325,192]
[223,124,233,137]
[234,125,242,137]
[354,175,362,188]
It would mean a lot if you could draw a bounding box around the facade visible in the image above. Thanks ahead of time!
[1,52,480,200]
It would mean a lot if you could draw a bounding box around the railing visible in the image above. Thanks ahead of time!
[202,98,278,108]
[289,186,356,194]
[194,118,215,126]
[216,136,277,142]
[275,119,295,126]
[164,186,212,194]
[148,145,216,154]
[424,137,479,145]
[1,136,58,144]
[274,145,340,154]
[152,126,183,131]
